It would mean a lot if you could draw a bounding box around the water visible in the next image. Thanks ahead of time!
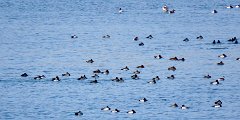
[0,0,240,119]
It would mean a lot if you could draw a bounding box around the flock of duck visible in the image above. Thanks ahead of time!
[19,4,240,117]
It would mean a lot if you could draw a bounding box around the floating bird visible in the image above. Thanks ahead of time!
[154,55,163,59]
[218,54,227,58]
[148,79,156,84]
[34,75,45,80]
[167,75,175,79]
[196,35,203,39]
[183,38,189,42]
[146,35,153,39]
[139,42,144,46]
[152,76,160,80]
[181,105,189,110]
[86,59,94,63]
[21,73,28,77]
[226,5,233,9]
[127,109,136,114]
[139,98,148,102]
[90,80,98,83]
[133,37,139,41]
[62,72,70,76]
[236,5,240,8]
[168,66,176,71]
[119,8,123,13]
[133,70,141,74]
[93,69,101,74]
[217,76,225,81]
[136,65,144,68]
[77,75,87,80]
[71,35,78,39]
[212,100,222,108]
[102,70,109,75]
[75,111,83,116]
[131,74,139,80]
[217,61,224,65]
[204,74,211,79]
[102,35,110,38]
[170,103,178,108]
[236,58,240,61]
[101,106,111,111]
[162,5,169,12]
[121,66,129,71]
[169,57,178,61]
[169,9,175,14]
[210,80,220,85]
[212,40,216,44]
[52,76,60,81]
[212,10,218,13]
[111,109,120,113]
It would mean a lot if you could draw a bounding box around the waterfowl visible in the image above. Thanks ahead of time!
[121,66,129,71]
[217,40,221,44]
[116,78,124,83]
[178,58,185,61]
[139,98,148,102]
[183,38,189,42]
[77,75,87,80]
[234,40,238,44]
[162,5,169,12]
[93,69,101,74]
[102,35,110,38]
[133,37,139,41]
[111,109,120,113]
[101,106,111,111]
[218,54,227,58]
[139,42,144,46]
[119,8,123,13]
[154,55,163,59]
[228,37,237,42]
[215,100,222,105]
[86,59,94,63]
[170,103,178,108]
[226,5,233,8]
[204,74,211,79]
[236,58,240,60]
[136,65,144,68]
[34,75,45,80]
[133,70,141,74]
[90,80,98,83]
[181,105,189,110]
[103,70,109,75]
[167,75,175,79]
[52,76,60,81]
[196,35,203,39]
[75,111,83,116]
[169,9,175,14]
[218,76,225,81]
[127,109,136,114]
[210,80,220,85]
[71,35,78,39]
[236,5,240,8]
[148,79,156,84]
[152,76,160,80]
[212,10,218,13]
[131,74,139,80]
[169,57,178,61]
[62,72,70,76]
[212,104,222,108]
[168,66,176,71]
[146,35,153,39]
[112,77,119,81]
[217,61,224,65]
[91,74,99,78]
[21,73,28,77]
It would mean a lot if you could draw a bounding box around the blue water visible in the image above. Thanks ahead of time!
[0,0,240,119]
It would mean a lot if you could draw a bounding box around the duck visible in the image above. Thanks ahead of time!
[116,78,124,83]
[169,9,175,14]
[169,57,178,61]
[181,105,189,110]
[86,59,94,63]
[236,58,240,60]
[101,106,111,111]
[121,66,129,71]
[170,103,178,108]
[102,70,109,75]
[133,70,141,74]
[210,80,220,85]
[102,35,110,38]
[90,80,98,83]
[226,5,233,9]
[217,76,225,81]
[52,76,60,81]
[75,111,83,116]
[234,40,238,44]
[212,10,218,13]
[183,38,189,42]
[236,5,240,8]
[178,58,185,61]
[112,77,119,81]
[168,66,176,71]
[111,109,120,113]
[204,74,211,79]
[217,61,224,65]
[215,100,222,105]
[133,37,139,41]
[154,54,163,59]
[21,73,28,77]
[131,74,139,80]
[34,75,45,80]
[139,42,144,46]
[228,37,237,42]
[136,65,144,68]
[212,104,222,108]
[139,98,148,102]
[167,75,175,79]
[212,40,216,44]
[162,5,169,12]
[196,35,203,39]
[218,54,227,58]
[127,109,136,114]
[93,69,101,74]
[62,72,70,76]
[217,40,221,44]
[148,79,156,84]
[77,75,87,80]
[91,74,99,78]
[71,35,78,39]
[146,35,153,39]
[152,76,160,80]
[119,8,123,13]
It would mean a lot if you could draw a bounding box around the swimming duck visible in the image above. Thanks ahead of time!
[34,75,45,80]
[212,40,216,44]
[167,75,175,79]
[215,100,222,105]
[112,77,119,81]
[181,105,189,110]
[111,109,120,113]
[86,59,94,63]
[162,5,169,12]
[212,104,222,108]
[136,65,144,68]
[217,76,225,81]
[169,9,175,14]
[75,111,83,116]
[234,40,238,44]
[168,66,176,71]
[119,8,123,13]
[52,76,60,81]
[77,75,87,80]
[102,70,109,75]
[133,70,141,74]
[131,74,139,80]
[116,78,124,83]
[228,37,237,42]
[127,109,136,114]
[217,61,224,65]
[210,80,220,85]
[121,66,129,71]
[154,54,163,59]
[217,40,221,44]
[204,74,211,79]
[196,35,203,39]
[218,54,227,58]
[101,106,111,111]
[178,58,185,61]
[169,57,178,61]
[212,10,218,13]
[93,69,101,74]
[236,5,240,8]
[226,5,233,8]
[139,98,148,102]
[21,73,28,77]
[133,37,139,41]
[148,79,156,84]
[90,80,98,83]
[152,76,160,80]
[62,72,70,76]
[139,42,144,46]
[170,103,178,108]
[91,74,99,78]
[102,35,110,38]
[236,58,240,60]
[183,38,189,42]
[146,35,153,39]
[71,35,78,39]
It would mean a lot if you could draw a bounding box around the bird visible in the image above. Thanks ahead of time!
[167,75,175,79]
[136,65,144,68]
[77,75,87,80]
[196,35,203,39]
[212,10,218,13]
[127,109,136,114]
[119,8,123,13]
[154,55,163,59]
[52,76,60,81]
[86,59,94,63]
[90,80,98,83]
[131,74,139,80]
[218,54,227,58]
[71,35,78,39]
[217,61,224,65]
[162,5,168,12]
[170,103,178,108]
[111,109,120,113]
[121,66,129,71]
[204,74,211,79]
[21,73,28,77]
[139,42,144,46]
[34,75,45,80]
[102,35,110,38]
[226,5,233,9]
[183,38,189,42]
[210,80,220,85]
[133,37,139,41]
[133,70,141,74]
[146,35,153,39]
[148,79,156,84]
[101,106,111,111]
[139,98,148,102]
[181,105,189,110]
[168,66,176,71]
[169,9,175,14]
[62,72,70,76]
[75,111,83,116]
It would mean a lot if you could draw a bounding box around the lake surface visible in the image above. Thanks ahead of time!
[0,0,240,119]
